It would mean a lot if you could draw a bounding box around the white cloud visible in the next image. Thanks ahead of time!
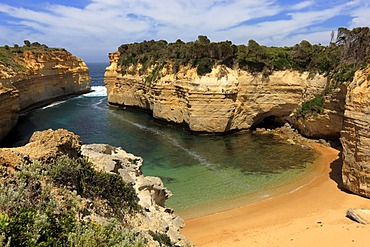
[349,6,370,27]
[290,0,314,10]
[0,0,367,61]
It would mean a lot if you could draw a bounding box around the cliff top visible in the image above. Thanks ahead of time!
[0,41,85,79]
[114,27,369,84]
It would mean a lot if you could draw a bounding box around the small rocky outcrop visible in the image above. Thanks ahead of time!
[341,65,370,197]
[0,47,91,142]
[105,52,327,133]
[0,129,81,171]
[81,144,189,246]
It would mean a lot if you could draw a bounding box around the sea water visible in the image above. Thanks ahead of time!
[3,62,317,218]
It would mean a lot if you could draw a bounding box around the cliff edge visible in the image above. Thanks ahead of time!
[105,51,327,133]
[0,45,91,141]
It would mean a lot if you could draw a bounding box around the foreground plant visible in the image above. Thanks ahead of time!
[0,157,145,246]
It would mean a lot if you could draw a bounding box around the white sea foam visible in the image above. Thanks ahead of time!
[83,86,107,97]
[41,100,66,109]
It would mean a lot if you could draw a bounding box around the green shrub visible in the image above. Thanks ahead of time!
[68,220,145,247]
[48,157,140,216]
[295,95,324,118]
[149,230,174,247]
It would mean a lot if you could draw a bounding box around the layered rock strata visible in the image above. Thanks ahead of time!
[105,52,327,132]
[0,81,19,141]
[0,49,90,141]
[0,129,190,246]
[341,65,370,197]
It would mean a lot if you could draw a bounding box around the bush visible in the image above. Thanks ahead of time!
[294,95,324,118]
[48,157,140,216]
[68,220,145,247]
[0,157,142,246]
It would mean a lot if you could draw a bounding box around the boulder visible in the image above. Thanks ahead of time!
[346,208,370,224]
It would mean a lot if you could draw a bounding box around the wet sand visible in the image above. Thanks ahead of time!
[182,143,370,246]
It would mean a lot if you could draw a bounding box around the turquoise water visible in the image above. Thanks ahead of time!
[3,63,317,217]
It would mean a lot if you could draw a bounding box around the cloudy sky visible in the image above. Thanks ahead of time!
[0,0,369,62]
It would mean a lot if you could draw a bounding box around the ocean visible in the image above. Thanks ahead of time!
[3,62,317,218]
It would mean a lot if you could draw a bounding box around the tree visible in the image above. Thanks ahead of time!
[24,40,31,47]
[291,40,313,69]
[197,35,210,44]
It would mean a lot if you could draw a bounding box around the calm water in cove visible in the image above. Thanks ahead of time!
[3,63,317,217]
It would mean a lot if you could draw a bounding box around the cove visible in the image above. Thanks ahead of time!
[2,63,317,218]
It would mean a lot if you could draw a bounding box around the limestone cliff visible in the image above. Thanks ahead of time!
[341,65,370,197]
[0,47,91,141]
[105,51,327,133]
[0,81,19,141]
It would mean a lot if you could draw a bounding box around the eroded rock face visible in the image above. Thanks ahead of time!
[105,51,327,132]
[289,85,346,140]
[0,81,19,140]
[11,50,91,110]
[0,49,90,142]
[341,65,370,197]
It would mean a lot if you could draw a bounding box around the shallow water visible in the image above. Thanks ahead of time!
[3,62,317,215]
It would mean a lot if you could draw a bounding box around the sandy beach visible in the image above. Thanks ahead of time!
[181,143,370,246]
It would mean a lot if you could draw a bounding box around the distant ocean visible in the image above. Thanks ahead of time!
[4,62,317,218]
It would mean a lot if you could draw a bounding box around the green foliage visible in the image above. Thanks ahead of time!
[68,220,145,247]
[149,230,174,247]
[0,157,142,246]
[294,95,324,118]
[196,57,213,75]
[116,27,370,85]
[48,157,140,216]
[24,40,31,47]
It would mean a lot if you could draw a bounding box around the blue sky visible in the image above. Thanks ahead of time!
[0,0,369,62]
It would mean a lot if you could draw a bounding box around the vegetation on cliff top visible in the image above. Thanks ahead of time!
[117,27,370,83]
[0,40,69,72]
[0,156,144,246]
